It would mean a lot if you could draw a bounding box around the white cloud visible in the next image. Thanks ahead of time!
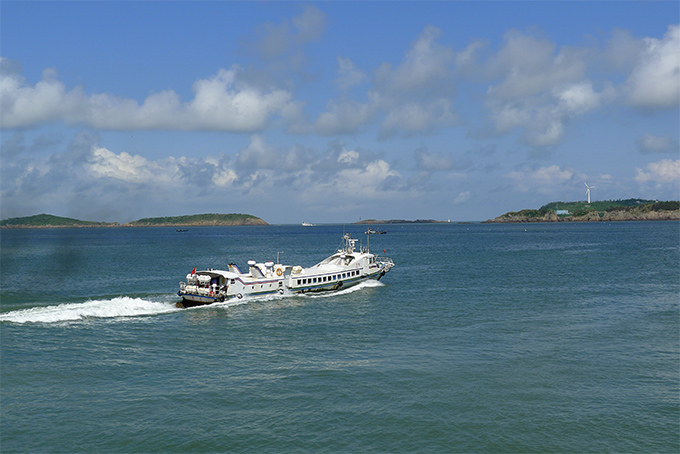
[338,149,359,165]
[188,68,298,132]
[0,63,301,132]
[487,30,586,100]
[635,159,680,184]
[414,147,456,172]
[372,25,458,136]
[637,133,679,154]
[304,97,376,135]
[89,147,151,183]
[236,135,277,169]
[626,25,680,109]
[481,29,612,147]
[331,160,401,198]
[507,165,574,193]
[335,57,366,90]
[380,98,457,138]
[0,64,86,129]
[453,191,471,204]
[374,25,455,95]
[251,5,326,59]
[554,82,602,115]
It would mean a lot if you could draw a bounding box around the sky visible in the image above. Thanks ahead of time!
[1,1,679,224]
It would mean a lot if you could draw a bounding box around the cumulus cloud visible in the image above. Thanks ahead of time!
[626,25,680,109]
[414,147,456,172]
[0,61,301,131]
[251,5,326,59]
[328,160,401,198]
[507,165,575,193]
[380,98,458,138]
[634,159,680,185]
[303,97,376,135]
[1,133,411,220]
[374,25,455,96]
[481,29,611,146]
[308,25,459,137]
[236,135,280,170]
[476,25,679,146]
[89,147,155,184]
[335,57,366,90]
[453,191,471,204]
[637,133,680,154]
[487,30,587,99]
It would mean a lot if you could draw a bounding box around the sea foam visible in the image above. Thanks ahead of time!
[0,296,179,324]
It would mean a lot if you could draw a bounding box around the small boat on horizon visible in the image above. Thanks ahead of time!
[302,222,314,226]
[177,233,394,308]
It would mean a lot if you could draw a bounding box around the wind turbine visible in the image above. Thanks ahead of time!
[584,182,595,204]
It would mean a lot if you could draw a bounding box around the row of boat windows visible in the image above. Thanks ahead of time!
[296,270,359,286]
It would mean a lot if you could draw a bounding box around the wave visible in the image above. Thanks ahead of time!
[1,280,386,324]
[304,279,385,298]
[0,296,179,325]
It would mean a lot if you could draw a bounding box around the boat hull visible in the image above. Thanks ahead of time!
[177,288,284,308]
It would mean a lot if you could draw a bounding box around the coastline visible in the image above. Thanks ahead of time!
[484,209,680,223]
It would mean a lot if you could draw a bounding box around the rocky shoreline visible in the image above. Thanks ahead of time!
[485,209,680,223]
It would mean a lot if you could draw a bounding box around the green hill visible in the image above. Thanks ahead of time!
[1,212,268,228]
[0,214,117,228]
[538,199,663,216]
[126,213,268,226]
[486,199,680,223]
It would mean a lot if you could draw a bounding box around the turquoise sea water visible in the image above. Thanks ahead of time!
[1,222,678,453]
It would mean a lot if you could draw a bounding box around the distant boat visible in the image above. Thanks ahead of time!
[365,228,387,235]
[176,229,188,232]
[302,222,314,226]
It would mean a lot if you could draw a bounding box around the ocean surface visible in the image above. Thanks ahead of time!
[1,222,678,453]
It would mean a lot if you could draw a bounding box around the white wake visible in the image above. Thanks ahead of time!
[0,296,179,324]
[0,280,386,324]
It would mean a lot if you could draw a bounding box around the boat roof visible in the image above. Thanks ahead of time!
[195,269,239,279]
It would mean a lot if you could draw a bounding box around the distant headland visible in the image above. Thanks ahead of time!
[0,213,268,229]
[485,199,680,223]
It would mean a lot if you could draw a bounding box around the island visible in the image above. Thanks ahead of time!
[485,199,680,223]
[0,214,121,229]
[123,213,268,227]
[0,213,268,228]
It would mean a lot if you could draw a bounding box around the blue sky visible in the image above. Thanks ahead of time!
[1,1,678,224]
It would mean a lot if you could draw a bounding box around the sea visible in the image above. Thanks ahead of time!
[1,222,678,453]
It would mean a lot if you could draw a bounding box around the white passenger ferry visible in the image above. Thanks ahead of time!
[177,261,286,307]
[177,234,394,307]
[285,234,394,293]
